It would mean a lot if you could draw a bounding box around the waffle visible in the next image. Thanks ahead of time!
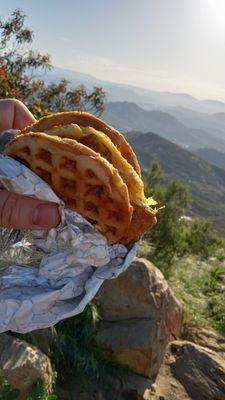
[5,132,133,244]
[121,204,156,243]
[20,111,141,176]
[44,124,146,206]
[41,123,157,244]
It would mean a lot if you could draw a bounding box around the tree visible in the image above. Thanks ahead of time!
[144,161,191,265]
[144,160,165,203]
[0,9,105,118]
[143,161,224,271]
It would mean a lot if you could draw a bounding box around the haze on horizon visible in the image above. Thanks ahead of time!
[1,0,225,102]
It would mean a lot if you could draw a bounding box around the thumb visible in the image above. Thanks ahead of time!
[0,190,60,230]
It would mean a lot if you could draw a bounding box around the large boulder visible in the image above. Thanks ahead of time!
[0,333,53,400]
[151,340,225,400]
[95,258,183,379]
[96,258,183,339]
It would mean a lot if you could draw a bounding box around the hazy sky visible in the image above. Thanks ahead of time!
[1,0,225,101]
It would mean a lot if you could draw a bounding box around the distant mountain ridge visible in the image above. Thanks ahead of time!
[125,131,225,234]
[44,66,225,114]
[44,66,225,153]
[166,106,225,141]
[193,148,225,171]
[102,102,225,152]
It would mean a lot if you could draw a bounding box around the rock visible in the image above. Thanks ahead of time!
[97,258,183,339]
[96,319,166,378]
[0,333,53,400]
[95,258,183,379]
[182,324,225,356]
[151,340,225,400]
[122,373,153,400]
[171,341,225,399]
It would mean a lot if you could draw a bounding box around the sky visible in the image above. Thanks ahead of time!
[1,0,225,101]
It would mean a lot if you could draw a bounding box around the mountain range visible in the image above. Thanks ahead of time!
[44,66,225,114]
[125,131,225,234]
[193,148,225,171]
[102,102,225,153]
[44,66,225,155]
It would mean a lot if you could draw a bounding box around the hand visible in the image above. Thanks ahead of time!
[0,98,36,131]
[0,99,60,230]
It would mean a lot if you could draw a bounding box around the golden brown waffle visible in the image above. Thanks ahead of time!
[5,132,133,244]
[121,204,157,244]
[20,112,141,176]
[42,124,157,243]
[44,124,146,206]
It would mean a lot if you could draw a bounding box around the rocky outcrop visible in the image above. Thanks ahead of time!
[151,340,225,400]
[96,258,183,379]
[0,333,53,399]
[94,259,225,399]
[182,324,225,356]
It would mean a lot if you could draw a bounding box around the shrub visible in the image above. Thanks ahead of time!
[203,265,225,333]
[187,218,224,259]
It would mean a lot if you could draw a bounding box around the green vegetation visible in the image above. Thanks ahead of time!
[166,256,225,333]
[144,160,190,268]
[143,161,224,273]
[26,380,58,400]
[138,240,225,332]
[203,264,225,332]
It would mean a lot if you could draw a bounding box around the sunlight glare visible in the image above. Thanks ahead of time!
[205,0,225,35]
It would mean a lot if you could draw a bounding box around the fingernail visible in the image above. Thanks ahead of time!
[33,203,60,228]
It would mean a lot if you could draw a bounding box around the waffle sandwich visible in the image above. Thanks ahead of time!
[5,112,157,244]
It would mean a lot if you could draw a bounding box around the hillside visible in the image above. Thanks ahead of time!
[126,131,225,233]
[166,106,225,141]
[101,102,225,152]
[193,148,225,171]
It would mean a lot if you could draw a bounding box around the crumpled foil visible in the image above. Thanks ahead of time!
[0,130,138,333]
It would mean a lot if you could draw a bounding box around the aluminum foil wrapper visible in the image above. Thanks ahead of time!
[0,130,138,333]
